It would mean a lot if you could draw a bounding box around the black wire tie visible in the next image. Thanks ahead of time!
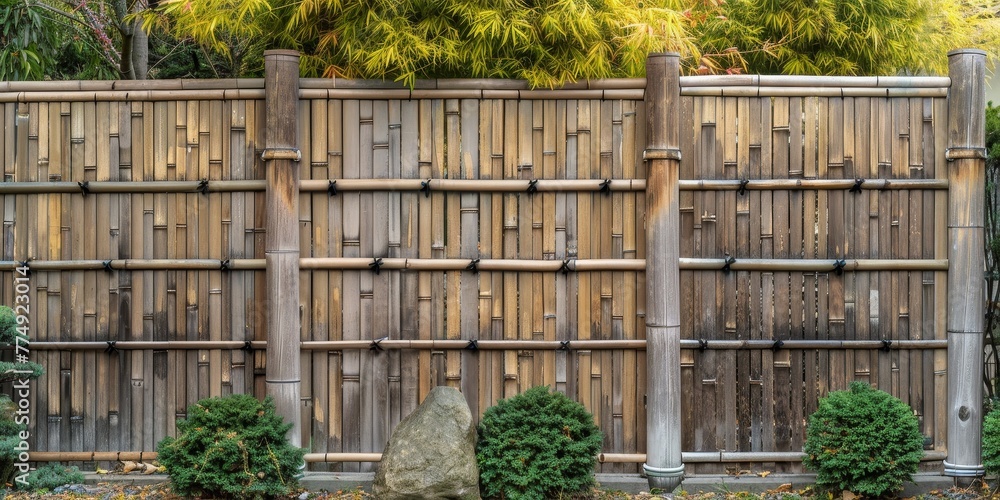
[771,338,784,351]
[328,180,338,196]
[833,259,846,276]
[526,179,538,194]
[465,340,479,351]
[102,260,114,273]
[242,341,253,352]
[599,179,612,195]
[78,181,90,196]
[559,340,571,351]
[369,337,385,352]
[420,179,432,198]
[105,341,118,355]
[722,255,736,274]
[466,258,480,273]
[850,178,865,193]
[18,260,30,276]
[738,179,750,196]
[197,179,209,195]
[369,258,383,275]
[699,339,709,351]
[559,259,572,274]
[880,339,892,352]
[220,259,231,271]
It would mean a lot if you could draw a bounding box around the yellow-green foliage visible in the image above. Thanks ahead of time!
[143,0,998,85]
[143,0,708,86]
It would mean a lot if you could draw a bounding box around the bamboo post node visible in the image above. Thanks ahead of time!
[263,49,303,448]
[944,48,987,482]
[644,52,684,491]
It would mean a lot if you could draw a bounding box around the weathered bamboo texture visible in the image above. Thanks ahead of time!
[644,53,685,489]
[943,49,987,480]
[263,50,302,447]
[0,67,958,477]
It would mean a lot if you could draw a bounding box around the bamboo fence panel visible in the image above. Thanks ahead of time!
[0,77,950,475]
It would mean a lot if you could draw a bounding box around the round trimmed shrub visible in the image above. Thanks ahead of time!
[157,394,304,499]
[476,385,603,500]
[983,403,1000,477]
[803,382,924,496]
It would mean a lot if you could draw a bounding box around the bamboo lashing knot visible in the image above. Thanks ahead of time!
[78,181,90,196]
[420,179,432,198]
[220,259,231,271]
[771,338,784,351]
[880,339,893,352]
[241,341,253,352]
[642,148,682,161]
[849,178,864,193]
[721,255,736,274]
[526,179,539,195]
[737,179,750,196]
[466,258,480,273]
[102,260,114,273]
[197,179,209,195]
[944,147,988,161]
[260,147,302,162]
[833,259,846,276]
[559,259,572,274]
[369,336,386,352]
[17,260,30,275]
[559,340,571,351]
[104,341,118,355]
[599,179,612,195]
[465,340,478,351]
[327,180,338,196]
[698,339,709,352]
[369,258,383,275]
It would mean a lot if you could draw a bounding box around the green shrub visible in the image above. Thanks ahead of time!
[18,464,84,491]
[476,385,603,500]
[156,394,305,499]
[803,382,924,496]
[983,403,1000,477]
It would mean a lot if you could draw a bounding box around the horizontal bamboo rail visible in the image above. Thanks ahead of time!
[25,450,950,463]
[600,451,948,464]
[680,87,948,97]
[0,178,947,195]
[0,75,948,94]
[3,258,949,272]
[29,452,160,462]
[0,181,266,194]
[19,339,948,351]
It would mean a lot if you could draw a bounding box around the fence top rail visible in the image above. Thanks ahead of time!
[0,74,950,98]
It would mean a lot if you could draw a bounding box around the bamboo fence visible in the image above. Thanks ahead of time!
[0,52,985,479]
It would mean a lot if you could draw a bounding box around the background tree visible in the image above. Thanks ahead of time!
[694,0,1000,76]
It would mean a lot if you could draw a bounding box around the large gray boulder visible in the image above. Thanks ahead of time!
[373,386,481,499]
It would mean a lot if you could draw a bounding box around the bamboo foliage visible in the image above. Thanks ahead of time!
[0,75,954,474]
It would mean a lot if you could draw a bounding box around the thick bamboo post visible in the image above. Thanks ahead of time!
[944,48,987,483]
[263,50,302,447]
[644,53,684,491]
